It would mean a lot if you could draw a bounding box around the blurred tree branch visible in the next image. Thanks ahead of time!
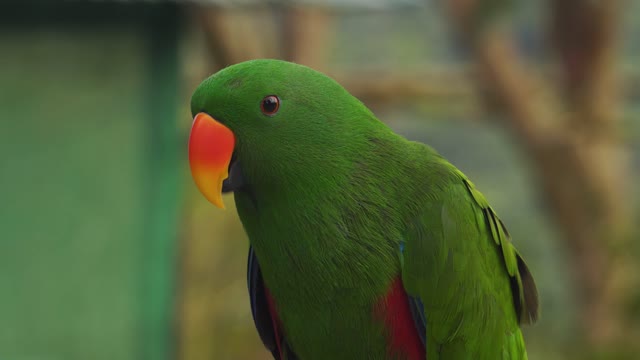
[197,6,279,66]
[195,4,333,71]
[195,5,475,106]
[334,69,474,104]
[444,0,633,347]
[281,6,333,71]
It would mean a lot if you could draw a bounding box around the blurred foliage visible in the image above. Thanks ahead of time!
[0,3,181,360]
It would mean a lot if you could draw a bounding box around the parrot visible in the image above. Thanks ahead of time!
[188,59,539,360]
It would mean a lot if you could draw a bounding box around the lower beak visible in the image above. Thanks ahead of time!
[188,112,235,208]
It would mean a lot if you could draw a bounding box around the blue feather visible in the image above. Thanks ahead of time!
[400,242,427,346]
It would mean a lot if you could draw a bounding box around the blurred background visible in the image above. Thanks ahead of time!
[0,0,638,359]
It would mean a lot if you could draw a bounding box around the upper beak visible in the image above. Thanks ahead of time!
[188,112,235,209]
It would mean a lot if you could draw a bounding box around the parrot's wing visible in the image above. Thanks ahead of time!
[247,247,298,360]
[461,179,539,325]
[401,177,538,359]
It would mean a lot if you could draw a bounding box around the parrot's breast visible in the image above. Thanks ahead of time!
[233,137,426,359]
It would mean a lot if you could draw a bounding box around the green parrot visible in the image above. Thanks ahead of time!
[188,59,538,360]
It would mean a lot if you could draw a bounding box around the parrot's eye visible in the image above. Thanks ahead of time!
[260,95,280,116]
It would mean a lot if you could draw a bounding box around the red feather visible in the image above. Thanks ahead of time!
[265,287,284,359]
[374,278,426,360]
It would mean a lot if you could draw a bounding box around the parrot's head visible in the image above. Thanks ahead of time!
[188,59,384,209]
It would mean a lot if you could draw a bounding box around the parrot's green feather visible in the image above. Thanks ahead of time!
[401,156,538,359]
[464,179,539,325]
[190,59,538,360]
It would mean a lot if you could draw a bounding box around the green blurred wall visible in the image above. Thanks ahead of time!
[0,3,182,360]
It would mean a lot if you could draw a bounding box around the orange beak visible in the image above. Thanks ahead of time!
[188,112,235,209]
